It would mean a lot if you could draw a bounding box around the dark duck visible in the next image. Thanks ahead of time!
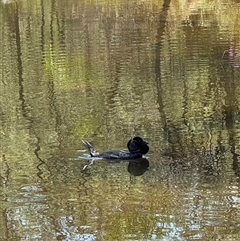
[82,136,149,160]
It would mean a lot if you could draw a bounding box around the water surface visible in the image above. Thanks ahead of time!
[1,0,240,240]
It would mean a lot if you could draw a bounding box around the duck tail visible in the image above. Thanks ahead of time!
[82,140,97,156]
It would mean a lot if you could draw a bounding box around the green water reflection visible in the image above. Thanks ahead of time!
[1,0,240,240]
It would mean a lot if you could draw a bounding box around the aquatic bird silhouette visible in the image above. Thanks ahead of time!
[82,136,149,160]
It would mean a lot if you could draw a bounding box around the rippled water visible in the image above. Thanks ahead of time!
[1,0,240,240]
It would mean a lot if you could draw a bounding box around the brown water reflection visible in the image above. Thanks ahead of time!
[1,0,240,240]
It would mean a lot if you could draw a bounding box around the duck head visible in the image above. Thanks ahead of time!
[127,136,149,154]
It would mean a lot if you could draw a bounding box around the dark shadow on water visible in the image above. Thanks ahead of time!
[127,158,149,176]
[155,0,171,133]
[80,158,149,177]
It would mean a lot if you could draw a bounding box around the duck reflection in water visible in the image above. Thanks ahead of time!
[81,136,149,175]
[127,158,149,176]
